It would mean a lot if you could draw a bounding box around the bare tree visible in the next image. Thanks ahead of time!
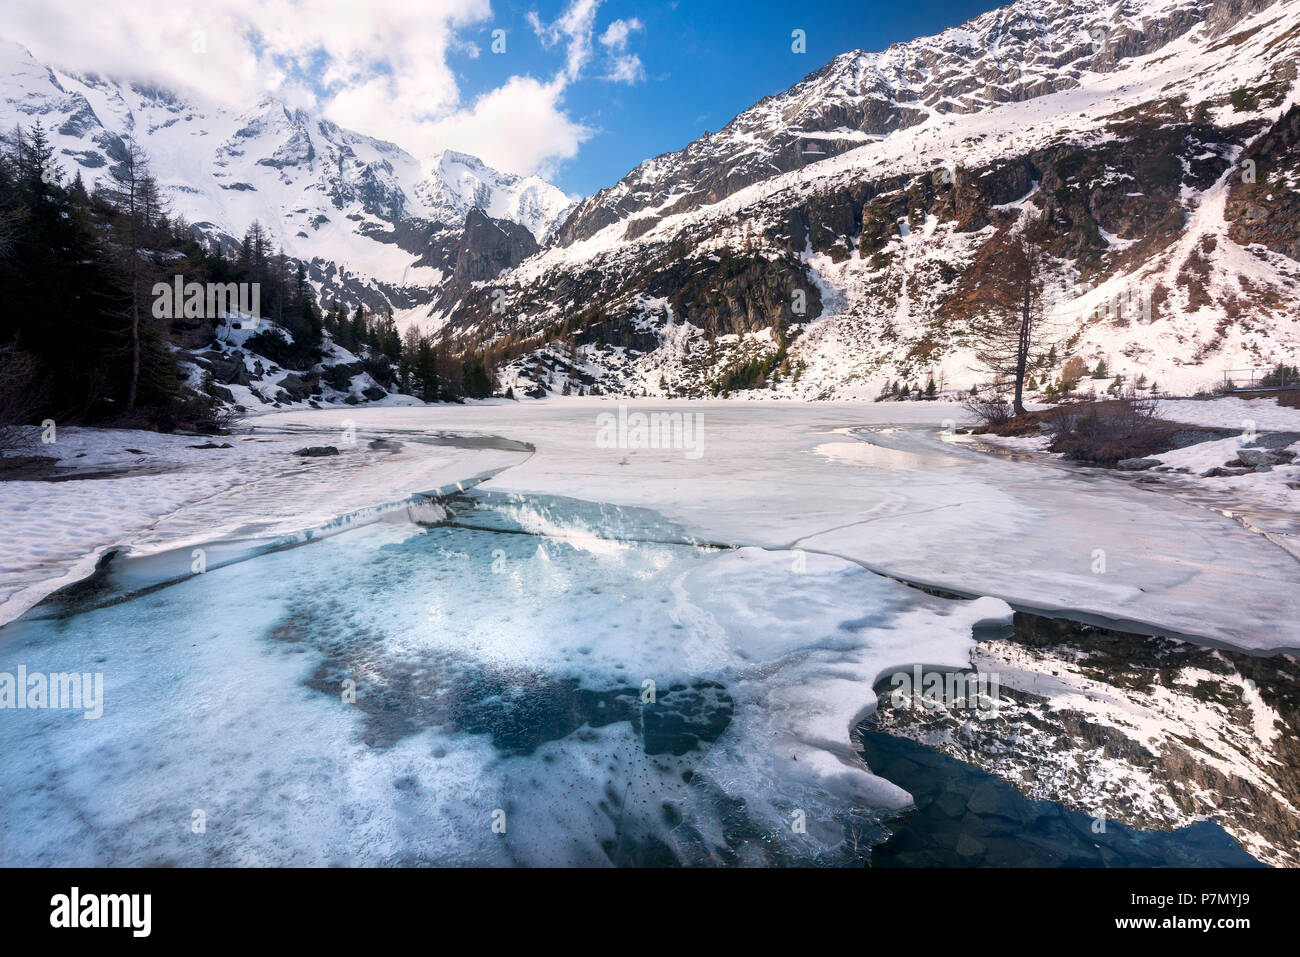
[100,141,164,410]
[969,233,1062,415]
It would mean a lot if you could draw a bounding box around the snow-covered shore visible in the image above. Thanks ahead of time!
[979,396,1300,564]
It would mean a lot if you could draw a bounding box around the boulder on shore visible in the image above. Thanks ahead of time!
[1237,448,1282,467]
[1116,457,1160,471]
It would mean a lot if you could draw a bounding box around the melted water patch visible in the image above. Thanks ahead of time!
[861,731,1263,867]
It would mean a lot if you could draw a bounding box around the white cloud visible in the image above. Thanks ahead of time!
[603,54,645,84]
[598,16,644,83]
[529,1,643,86]
[527,0,602,84]
[425,76,591,180]
[599,18,643,52]
[1,0,607,178]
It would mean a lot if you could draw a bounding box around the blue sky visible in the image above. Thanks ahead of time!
[456,0,1004,195]
[10,0,1005,197]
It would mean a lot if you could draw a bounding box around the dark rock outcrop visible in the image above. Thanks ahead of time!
[1227,104,1300,262]
[435,208,540,310]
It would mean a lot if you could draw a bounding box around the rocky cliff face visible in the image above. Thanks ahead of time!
[435,208,541,312]
[1227,103,1300,260]
[551,0,1278,247]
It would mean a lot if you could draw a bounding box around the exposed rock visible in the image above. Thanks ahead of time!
[171,314,220,349]
[435,207,540,310]
[1165,428,1239,449]
[1116,457,1160,471]
[1237,448,1281,467]
[276,372,314,401]
[323,362,364,391]
[1243,432,1300,450]
[205,352,249,387]
[1226,104,1300,262]
[872,610,1300,868]
[294,446,340,457]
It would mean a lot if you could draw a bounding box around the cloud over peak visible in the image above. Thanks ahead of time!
[4,0,646,179]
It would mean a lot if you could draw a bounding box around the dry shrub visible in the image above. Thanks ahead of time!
[963,390,1013,427]
[1045,393,1168,465]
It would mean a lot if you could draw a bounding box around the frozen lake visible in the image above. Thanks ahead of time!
[1,401,1294,865]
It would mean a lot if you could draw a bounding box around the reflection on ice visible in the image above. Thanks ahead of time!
[813,427,967,470]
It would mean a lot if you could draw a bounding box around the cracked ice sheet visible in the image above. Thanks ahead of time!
[0,503,1010,866]
[0,426,526,628]
[256,400,1300,651]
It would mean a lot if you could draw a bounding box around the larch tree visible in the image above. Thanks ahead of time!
[970,231,1063,415]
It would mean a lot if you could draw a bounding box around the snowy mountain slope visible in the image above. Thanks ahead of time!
[444,0,1300,399]
[0,39,572,318]
[552,0,1250,246]
[4,0,1298,400]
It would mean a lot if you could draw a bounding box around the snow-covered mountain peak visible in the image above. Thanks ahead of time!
[415,148,575,243]
[0,38,576,320]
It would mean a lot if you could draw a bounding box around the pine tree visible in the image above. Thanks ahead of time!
[349,305,365,350]
[0,125,168,421]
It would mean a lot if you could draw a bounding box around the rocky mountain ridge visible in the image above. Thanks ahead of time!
[459,0,1300,400]
[4,0,1300,402]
